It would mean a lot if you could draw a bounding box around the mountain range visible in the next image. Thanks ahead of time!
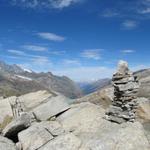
[0,61,82,98]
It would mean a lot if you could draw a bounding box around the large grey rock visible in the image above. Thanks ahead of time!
[2,113,31,141]
[58,101,150,150]
[38,133,82,150]
[32,95,70,121]
[18,122,54,150]
[57,102,105,134]
[80,121,150,150]
[18,90,53,111]
[0,136,16,150]
[0,98,13,129]
[32,121,65,136]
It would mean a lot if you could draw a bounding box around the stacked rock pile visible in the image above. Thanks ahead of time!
[106,60,140,123]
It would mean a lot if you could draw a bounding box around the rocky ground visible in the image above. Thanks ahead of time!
[0,89,150,150]
[0,61,150,150]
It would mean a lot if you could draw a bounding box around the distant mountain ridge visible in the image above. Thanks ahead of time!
[134,68,150,99]
[0,60,82,98]
[78,78,111,95]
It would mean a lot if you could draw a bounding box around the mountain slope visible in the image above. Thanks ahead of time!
[78,78,111,95]
[0,61,82,98]
[134,69,150,99]
[76,68,150,105]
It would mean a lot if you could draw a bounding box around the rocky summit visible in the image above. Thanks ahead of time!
[106,60,140,123]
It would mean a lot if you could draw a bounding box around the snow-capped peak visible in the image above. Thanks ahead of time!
[22,68,33,73]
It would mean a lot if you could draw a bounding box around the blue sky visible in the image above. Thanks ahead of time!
[0,0,150,81]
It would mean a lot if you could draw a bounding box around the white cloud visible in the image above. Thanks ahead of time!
[63,59,81,65]
[121,20,138,30]
[53,66,114,82]
[51,0,80,9]
[137,0,150,14]
[81,49,102,60]
[19,57,53,72]
[102,9,119,18]
[8,49,26,55]
[37,32,66,42]
[48,50,66,55]
[22,45,48,51]
[139,8,150,14]
[11,0,82,9]
[7,49,48,60]
[121,49,135,53]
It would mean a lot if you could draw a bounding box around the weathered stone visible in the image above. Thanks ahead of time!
[32,95,70,121]
[38,133,82,150]
[116,60,129,75]
[18,90,53,111]
[0,98,13,130]
[33,121,65,136]
[57,102,105,134]
[114,82,139,92]
[80,122,150,150]
[0,136,16,150]
[2,112,31,142]
[18,122,54,150]
[0,96,3,100]
[16,142,22,150]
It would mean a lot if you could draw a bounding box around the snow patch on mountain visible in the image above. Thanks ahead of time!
[15,75,32,81]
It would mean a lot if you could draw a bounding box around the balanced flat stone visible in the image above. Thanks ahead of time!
[32,95,70,121]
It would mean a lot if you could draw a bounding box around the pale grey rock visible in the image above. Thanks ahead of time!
[57,102,105,134]
[18,122,54,150]
[114,82,139,92]
[3,113,31,141]
[0,98,13,128]
[58,101,150,150]
[0,136,16,150]
[0,96,3,100]
[117,60,129,75]
[38,133,82,150]
[18,90,53,111]
[32,95,70,121]
[34,121,65,136]
[78,121,150,150]
[16,142,22,150]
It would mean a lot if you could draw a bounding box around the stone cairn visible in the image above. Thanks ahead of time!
[12,98,24,118]
[106,60,140,123]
